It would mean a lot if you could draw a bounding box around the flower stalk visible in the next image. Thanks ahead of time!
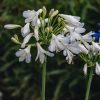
[85,67,93,100]
[41,60,47,100]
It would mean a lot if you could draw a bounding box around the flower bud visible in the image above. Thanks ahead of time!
[42,6,47,18]
[4,24,21,29]
[11,37,20,44]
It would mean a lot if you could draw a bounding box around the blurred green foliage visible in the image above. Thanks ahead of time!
[0,0,100,100]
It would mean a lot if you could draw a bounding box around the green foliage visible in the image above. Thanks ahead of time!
[0,0,100,100]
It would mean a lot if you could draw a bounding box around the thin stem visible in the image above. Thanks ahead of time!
[85,67,93,100]
[41,60,46,100]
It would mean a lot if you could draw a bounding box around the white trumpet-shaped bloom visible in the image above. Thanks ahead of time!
[4,24,21,29]
[65,25,85,34]
[35,43,54,64]
[16,46,31,63]
[82,31,94,42]
[83,64,87,75]
[68,31,82,42]
[92,42,100,51]
[23,9,42,26]
[95,62,100,75]
[48,34,66,52]
[21,23,30,37]
[63,49,74,64]
[59,14,82,27]
[78,44,88,54]
[63,42,80,64]
[21,33,33,48]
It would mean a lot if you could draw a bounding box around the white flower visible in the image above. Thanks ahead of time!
[63,42,80,64]
[21,33,33,48]
[67,42,81,54]
[95,62,100,75]
[23,9,42,26]
[65,25,85,34]
[21,23,30,37]
[63,49,74,64]
[83,64,87,75]
[78,44,88,54]
[68,31,82,42]
[59,14,82,27]
[34,26,39,41]
[92,42,100,51]
[48,34,66,52]
[82,31,94,42]
[16,46,31,63]
[35,43,54,64]
[4,24,21,29]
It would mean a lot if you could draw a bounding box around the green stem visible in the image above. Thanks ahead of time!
[85,67,93,100]
[41,61,46,100]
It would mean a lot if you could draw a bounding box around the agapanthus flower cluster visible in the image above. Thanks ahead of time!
[4,7,100,75]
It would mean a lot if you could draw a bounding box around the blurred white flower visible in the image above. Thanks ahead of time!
[23,9,42,26]
[83,64,87,75]
[82,31,94,42]
[21,23,30,37]
[63,42,80,64]
[68,31,82,42]
[95,62,100,75]
[4,24,21,29]
[36,43,54,64]
[21,33,33,48]
[65,25,85,34]
[63,49,74,64]
[78,44,88,54]
[16,46,31,63]
[48,34,66,52]
[92,42,100,51]
[59,14,82,27]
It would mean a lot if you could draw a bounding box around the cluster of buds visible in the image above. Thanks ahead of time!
[4,7,100,75]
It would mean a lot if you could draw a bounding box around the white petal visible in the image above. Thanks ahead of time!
[21,33,33,48]
[95,62,100,75]
[82,31,93,42]
[19,53,26,62]
[34,26,39,41]
[63,49,67,56]
[92,42,100,51]
[15,50,24,57]
[59,14,81,26]
[75,27,86,33]
[37,9,43,14]
[48,40,56,52]
[39,52,46,64]
[23,10,34,18]
[79,44,88,54]
[4,24,21,29]
[83,64,87,75]
[26,53,31,63]
[21,23,30,37]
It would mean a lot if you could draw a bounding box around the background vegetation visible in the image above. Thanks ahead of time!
[0,0,100,100]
